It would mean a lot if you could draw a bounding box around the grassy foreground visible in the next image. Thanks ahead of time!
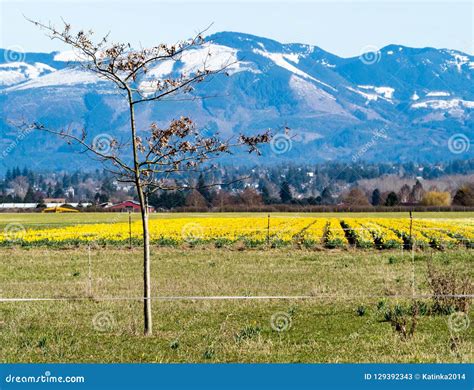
[1,247,472,363]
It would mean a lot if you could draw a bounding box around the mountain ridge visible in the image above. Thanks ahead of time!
[0,31,473,171]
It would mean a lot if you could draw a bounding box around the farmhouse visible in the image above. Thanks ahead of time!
[106,200,155,213]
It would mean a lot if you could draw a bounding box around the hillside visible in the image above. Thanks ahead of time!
[1,32,473,170]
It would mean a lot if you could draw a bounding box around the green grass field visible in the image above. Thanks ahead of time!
[0,212,472,363]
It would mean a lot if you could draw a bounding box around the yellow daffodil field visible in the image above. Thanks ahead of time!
[2,214,473,249]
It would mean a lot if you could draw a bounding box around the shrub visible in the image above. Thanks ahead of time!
[356,305,366,316]
[170,340,179,350]
[453,184,474,206]
[202,347,215,359]
[421,191,451,206]
[234,325,262,342]
[427,262,472,314]
[384,302,419,340]
[388,256,397,264]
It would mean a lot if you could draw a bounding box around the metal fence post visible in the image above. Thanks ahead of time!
[409,210,413,247]
[129,210,132,249]
[87,244,92,297]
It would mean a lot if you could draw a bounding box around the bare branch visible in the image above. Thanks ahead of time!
[23,122,134,175]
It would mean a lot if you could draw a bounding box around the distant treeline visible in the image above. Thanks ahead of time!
[1,159,473,209]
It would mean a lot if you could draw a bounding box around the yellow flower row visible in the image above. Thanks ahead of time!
[1,216,472,249]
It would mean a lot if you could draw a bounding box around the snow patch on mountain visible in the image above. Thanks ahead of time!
[148,60,175,78]
[426,91,450,97]
[347,86,394,103]
[53,50,89,62]
[358,85,395,99]
[319,59,336,68]
[0,62,56,86]
[447,52,470,72]
[283,53,300,63]
[6,68,100,91]
[253,48,336,91]
[253,49,310,78]
[178,44,245,75]
[347,87,378,103]
[289,75,349,115]
[0,69,25,86]
[412,99,474,110]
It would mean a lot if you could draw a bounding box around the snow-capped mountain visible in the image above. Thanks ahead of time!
[0,32,473,170]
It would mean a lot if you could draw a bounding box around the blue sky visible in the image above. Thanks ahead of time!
[1,0,472,56]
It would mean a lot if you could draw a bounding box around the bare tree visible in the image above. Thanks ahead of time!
[25,19,270,335]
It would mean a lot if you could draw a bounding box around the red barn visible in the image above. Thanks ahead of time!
[106,200,154,213]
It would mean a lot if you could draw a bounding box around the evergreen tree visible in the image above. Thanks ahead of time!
[149,191,186,209]
[279,181,292,203]
[71,172,80,186]
[13,167,21,179]
[94,192,108,204]
[385,192,399,206]
[27,171,35,185]
[371,188,381,206]
[53,182,64,198]
[5,169,12,183]
[62,174,71,188]
[23,186,36,202]
[37,197,46,208]
[321,187,333,205]
[197,174,212,204]
[258,179,272,204]
[100,177,115,194]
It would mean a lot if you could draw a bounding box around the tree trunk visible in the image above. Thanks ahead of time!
[141,200,152,336]
[126,90,152,336]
